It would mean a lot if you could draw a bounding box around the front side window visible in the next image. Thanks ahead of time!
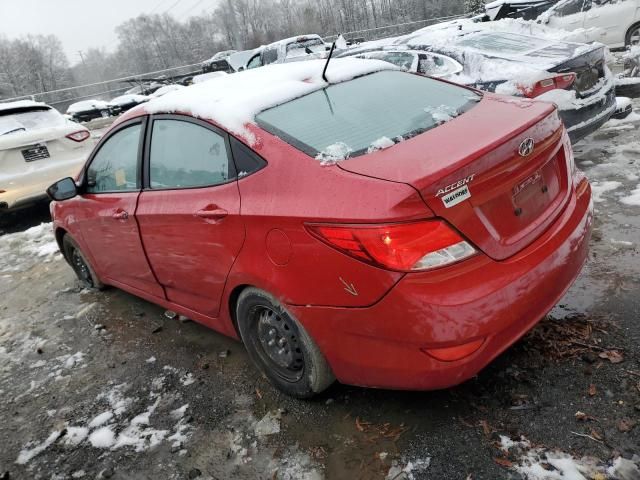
[86,124,141,193]
[551,0,590,16]
[247,53,263,69]
[256,70,479,160]
[262,47,279,65]
[149,119,234,189]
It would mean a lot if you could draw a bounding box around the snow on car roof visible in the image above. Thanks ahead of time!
[0,100,50,113]
[67,99,110,113]
[145,58,397,142]
[109,94,148,106]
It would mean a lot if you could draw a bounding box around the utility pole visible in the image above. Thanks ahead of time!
[77,50,87,68]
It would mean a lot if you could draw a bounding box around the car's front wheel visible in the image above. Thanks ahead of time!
[62,235,104,290]
[626,23,640,46]
[236,287,335,398]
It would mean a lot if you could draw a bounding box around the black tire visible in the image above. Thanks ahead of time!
[62,234,105,290]
[626,22,640,47]
[236,287,335,398]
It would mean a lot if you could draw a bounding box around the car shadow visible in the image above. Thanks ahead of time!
[0,201,52,236]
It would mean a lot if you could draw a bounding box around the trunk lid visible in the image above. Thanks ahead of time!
[337,94,571,260]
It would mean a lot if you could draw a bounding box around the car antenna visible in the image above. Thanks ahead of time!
[322,34,347,83]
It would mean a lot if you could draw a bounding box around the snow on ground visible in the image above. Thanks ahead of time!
[0,223,60,273]
[498,435,640,480]
[15,371,195,464]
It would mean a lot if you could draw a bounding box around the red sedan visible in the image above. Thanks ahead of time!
[48,59,593,398]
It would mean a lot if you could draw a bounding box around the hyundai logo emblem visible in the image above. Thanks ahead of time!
[518,138,535,157]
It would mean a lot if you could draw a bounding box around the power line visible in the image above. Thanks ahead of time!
[177,0,207,20]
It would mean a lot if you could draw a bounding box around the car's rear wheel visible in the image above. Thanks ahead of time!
[626,23,640,46]
[236,287,334,398]
[62,235,104,290]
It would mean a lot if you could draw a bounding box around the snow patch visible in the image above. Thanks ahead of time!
[315,142,352,165]
[367,136,395,154]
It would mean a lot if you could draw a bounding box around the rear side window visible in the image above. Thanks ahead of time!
[230,137,267,176]
[255,70,479,159]
[149,119,235,189]
[86,124,141,193]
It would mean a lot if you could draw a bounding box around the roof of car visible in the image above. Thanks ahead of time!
[0,100,50,113]
[133,58,396,144]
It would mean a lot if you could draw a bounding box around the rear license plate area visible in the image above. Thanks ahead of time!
[22,144,50,162]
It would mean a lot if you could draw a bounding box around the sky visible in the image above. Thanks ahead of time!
[0,0,217,65]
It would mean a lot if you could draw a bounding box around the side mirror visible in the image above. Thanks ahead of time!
[47,177,78,201]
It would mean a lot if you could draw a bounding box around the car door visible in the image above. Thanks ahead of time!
[545,0,590,31]
[583,0,636,47]
[135,115,245,318]
[74,118,164,298]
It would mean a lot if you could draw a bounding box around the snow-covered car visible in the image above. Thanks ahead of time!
[66,100,112,123]
[339,22,616,142]
[484,0,561,20]
[108,94,149,116]
[125,83,164,96]
[538,0,640,49]
[201,50,239,74]
[245,35,328,70]
[0,101,92,215]
[149,84,185,98]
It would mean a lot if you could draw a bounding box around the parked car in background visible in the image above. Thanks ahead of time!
[66,100,112,123]
[245,34,328,69]
[202,50,238,74]
[149,84,185,98]
[339,21,616,142]
[125,82,164,96]
[483,0,560,20]
[48,59,592,398]
[108,94,149,116]
[0,100,92,217]
[538,0,640,48]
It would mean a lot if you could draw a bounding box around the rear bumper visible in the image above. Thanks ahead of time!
[288,177,593,390]
[560,85,616,143]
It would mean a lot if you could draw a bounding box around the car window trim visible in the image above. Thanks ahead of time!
[227,134,269,180]
[80,116,147,195]
[142,113,237,192]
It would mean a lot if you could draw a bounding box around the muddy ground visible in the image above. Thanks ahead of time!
[0,108,639,480]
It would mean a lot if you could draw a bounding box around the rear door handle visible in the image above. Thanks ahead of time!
[112,209,129,220]
[195,206,228,221]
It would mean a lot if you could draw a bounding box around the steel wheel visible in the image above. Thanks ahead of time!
[253,306,305,382]
[71,246,93,287]
[62,234,104,290]
[236,287,335,398]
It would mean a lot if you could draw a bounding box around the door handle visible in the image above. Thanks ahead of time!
[195,206,228,221]
[112,209,129,220]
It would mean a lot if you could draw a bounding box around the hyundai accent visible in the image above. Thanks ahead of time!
[48,59,593,398]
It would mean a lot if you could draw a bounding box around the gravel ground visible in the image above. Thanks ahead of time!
[0,109,639,480]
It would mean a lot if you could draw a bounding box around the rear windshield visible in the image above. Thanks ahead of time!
[0,107,65,136]
[255,70,479,159]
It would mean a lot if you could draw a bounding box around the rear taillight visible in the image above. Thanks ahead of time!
[66,130,90,142]
[306,220,477,272]
[518,73,576,98]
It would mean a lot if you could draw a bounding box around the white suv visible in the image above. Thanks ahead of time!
[539,0,640,48]
[0,101,94,216]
